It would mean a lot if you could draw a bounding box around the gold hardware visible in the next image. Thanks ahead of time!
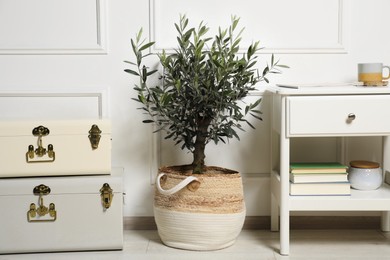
[89,124,102,150]
[27,184,57,222]
[26,125,55,163]
[33,184,51,195]
[100,183,113,210]
[27,145,34,159]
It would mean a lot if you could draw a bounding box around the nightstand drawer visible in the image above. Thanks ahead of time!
[287,95,390,136]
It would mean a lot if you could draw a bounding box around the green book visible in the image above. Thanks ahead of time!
[290,162,348,174]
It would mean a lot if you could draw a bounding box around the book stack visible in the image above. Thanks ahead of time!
[289,162,351,196]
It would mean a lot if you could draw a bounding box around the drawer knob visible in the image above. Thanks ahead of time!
[348,113,356,121]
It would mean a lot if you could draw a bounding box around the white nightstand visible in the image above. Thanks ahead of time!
[268,85,390,255]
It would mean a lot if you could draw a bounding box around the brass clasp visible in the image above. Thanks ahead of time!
[100,183,113,210]
[27,184,57,222]
[89,124,102,150]
[26,126,55,163]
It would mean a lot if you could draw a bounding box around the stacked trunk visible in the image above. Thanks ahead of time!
[0,119,123,254]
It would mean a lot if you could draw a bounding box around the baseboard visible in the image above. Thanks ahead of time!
[124,216,157,230]
[123,216,381,230]
[289,216,380,230]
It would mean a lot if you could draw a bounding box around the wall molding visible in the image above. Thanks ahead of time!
[0,0,107,55]
[124,216,380,230]
[149,0,349,54]
[0,89,110,118]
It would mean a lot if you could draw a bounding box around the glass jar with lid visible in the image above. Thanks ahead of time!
[348,160,382,190]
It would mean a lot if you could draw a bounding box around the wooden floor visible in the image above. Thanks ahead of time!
[2,229,390,259]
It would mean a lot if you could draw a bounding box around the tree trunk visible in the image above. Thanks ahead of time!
[192,117,212,174]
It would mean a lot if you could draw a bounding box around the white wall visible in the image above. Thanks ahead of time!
[0,0,389,217]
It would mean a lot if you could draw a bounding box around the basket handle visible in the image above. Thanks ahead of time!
[156,173,199,195]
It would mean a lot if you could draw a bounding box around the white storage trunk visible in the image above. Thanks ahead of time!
[0,174,123,254]
[0,119,111,177]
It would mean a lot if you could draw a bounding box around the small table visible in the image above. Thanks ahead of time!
[268,85,390,255]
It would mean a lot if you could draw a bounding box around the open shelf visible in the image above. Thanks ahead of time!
[289,183,390,211]
[271,170,390,211]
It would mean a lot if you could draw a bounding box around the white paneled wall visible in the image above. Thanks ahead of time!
[0,0,389,217]
[0,91,108,119]
[0,0,107,54]
[151,0,348,53]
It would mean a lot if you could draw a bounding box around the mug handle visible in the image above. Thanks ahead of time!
[383,66,390,80]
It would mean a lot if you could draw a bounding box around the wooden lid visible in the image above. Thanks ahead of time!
[349,160,380,169]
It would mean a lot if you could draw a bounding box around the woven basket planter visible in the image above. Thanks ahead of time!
[154,165,246,251]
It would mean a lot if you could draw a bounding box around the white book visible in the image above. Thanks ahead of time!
[289,182,351,196]
[289,173,348,183]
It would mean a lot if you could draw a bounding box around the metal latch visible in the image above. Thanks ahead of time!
[27,184,57,222]
[26,126,55,163]
[88,124,102,150]
[100,183,113,210]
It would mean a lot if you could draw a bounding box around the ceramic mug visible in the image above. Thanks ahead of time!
[358,63,390,86]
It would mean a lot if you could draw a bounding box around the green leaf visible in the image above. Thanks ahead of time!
[198,25,209,37]
[262,66,269,76]
[165,132,176,139]
[218,136,226,143]
[175,23,181,34]
[146,69,158,76]
[131,39,137,55]
[231,16,240,31]
[142,120,154,124]
[124,60,136,65]
[250,113,263,120]
[139,42,155,52]
[276,64,290,68]
[142,66,147,82]
[138,94,145,103]
[183,28,194,42]
[251,109,263,114]
[136,28,143,42]
[246,120,255,129]
[247,61,257,69]
[251,98,262,108]
[244,106,249,115]
[183,16,189,29]
[124,69,139,76]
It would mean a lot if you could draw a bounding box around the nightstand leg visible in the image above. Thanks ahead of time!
[383,137,390,231]
[280,208,290,255]
[271,194,279,231]
[279,134,290,255]
[381,211,390,231]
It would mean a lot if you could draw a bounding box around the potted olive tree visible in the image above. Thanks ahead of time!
[125,15,286,250]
